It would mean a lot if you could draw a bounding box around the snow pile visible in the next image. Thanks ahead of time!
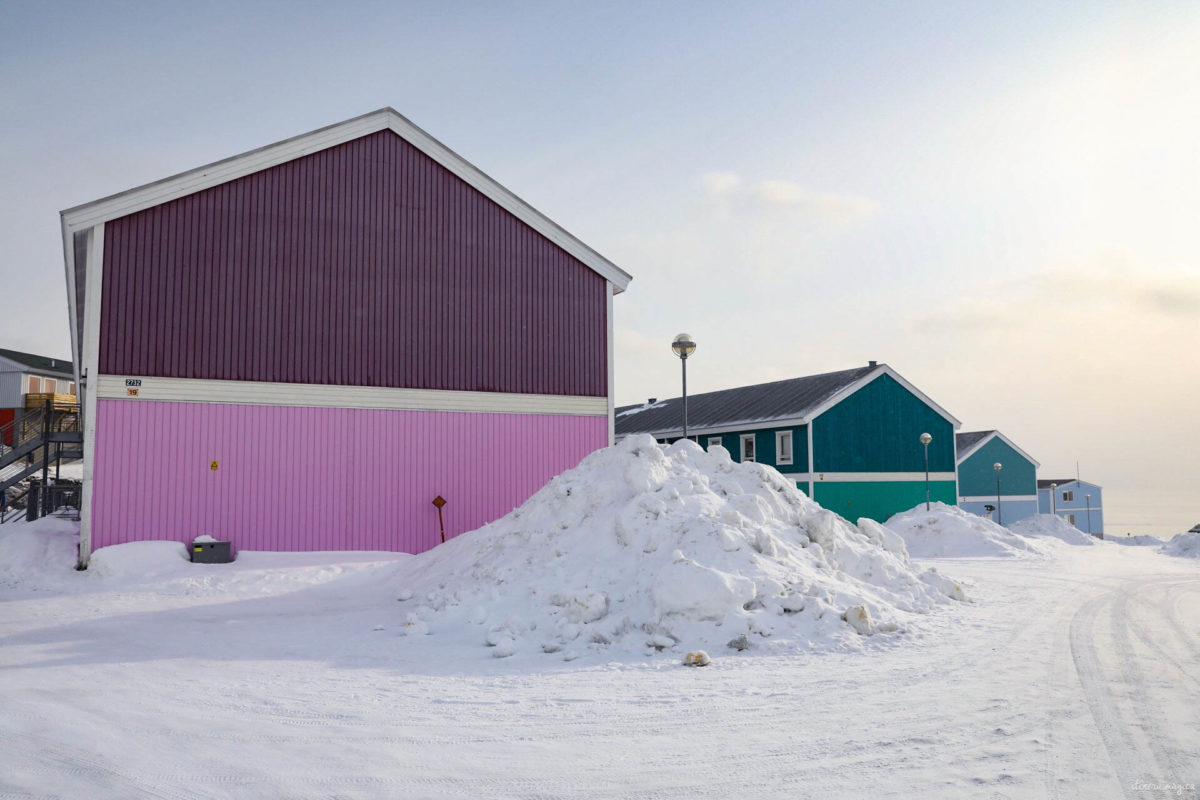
[393,436,964,660]
[1160,532,1200,559]
[1008,515,1096,546]
[1109,534,1162,547]
[0,515,80,588]
[885,503,1044,559]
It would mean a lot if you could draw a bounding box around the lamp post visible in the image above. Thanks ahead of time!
[671,333,696,438]
[1085,493,1092,536]
[1050,482,1057,516]
[920,432,932,510]
[993,462,1003,525]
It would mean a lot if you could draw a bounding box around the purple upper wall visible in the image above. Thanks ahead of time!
[98,130,608,397]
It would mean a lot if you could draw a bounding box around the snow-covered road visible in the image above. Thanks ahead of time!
[2,542,1197,799]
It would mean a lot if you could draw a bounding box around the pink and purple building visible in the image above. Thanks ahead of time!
[60,108,631,567]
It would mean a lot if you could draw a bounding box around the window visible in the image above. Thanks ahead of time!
[43,379,56,393]
[1062,490,1074,502]
[776,430,793,465]
[1066,513,1076,526]
[708,437,723,450]
[740,434,756,462]
[69,382,76,395]
[27,376,41,394]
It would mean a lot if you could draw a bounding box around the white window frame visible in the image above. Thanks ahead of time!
[44,378,57,393]
[708,436,723,450]
[1062,490,1074,502]
[27,376,41,394]
[775,430,793,465]
[740,433,756,462]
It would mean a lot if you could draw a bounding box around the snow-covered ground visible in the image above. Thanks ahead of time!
[2,445,1199,799]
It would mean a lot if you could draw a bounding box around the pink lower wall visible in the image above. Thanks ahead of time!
[90,400,607,554]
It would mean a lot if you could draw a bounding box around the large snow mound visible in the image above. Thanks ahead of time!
[1160,532,1200,559]
[1008,515,1096,546]
[885,503,1044,559]
[392,436,964,661]
[0,515,80,589]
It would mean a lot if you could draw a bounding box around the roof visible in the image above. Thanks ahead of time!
[955,429,1041,468]
[615,363,960,436]
[60,107,632,293]
[1037,479,1102,490]
[955,430,994,455]
[0,348,74,376]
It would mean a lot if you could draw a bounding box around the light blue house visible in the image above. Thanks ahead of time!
[1038,479,1104,536]
[956,430,1040,526]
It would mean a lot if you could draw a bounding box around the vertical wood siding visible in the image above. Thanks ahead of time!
[99,130,607,397]
[91,399,607,553]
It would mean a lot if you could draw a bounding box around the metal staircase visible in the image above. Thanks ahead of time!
[0,402,83,521]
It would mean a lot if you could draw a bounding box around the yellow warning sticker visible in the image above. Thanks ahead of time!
[210,461,218,471]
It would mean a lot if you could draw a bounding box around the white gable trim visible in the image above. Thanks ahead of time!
[59,108,632,293]
[956,430,1041,469]
[806,365,962,428]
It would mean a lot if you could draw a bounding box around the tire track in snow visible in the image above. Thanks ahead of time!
[1069,576,1194,799]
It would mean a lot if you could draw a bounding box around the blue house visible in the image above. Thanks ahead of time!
[615,362,961,524]
[1038,479,1104,535]
[956,430,1040,526]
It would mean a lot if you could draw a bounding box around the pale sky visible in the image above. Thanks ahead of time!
[2,1,1197,535]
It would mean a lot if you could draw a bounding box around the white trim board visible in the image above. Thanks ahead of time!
[79,223,104,568]
[812,472,957,483]
[96,375,608,416]
[960,495,1039,503]
[606,281,615,445]
[956,430,1041,468]
[59,108,632,293]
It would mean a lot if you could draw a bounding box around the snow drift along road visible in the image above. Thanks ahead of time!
[393,435,964,660]
[886,503,1044,558]
[1008,514,1096,546]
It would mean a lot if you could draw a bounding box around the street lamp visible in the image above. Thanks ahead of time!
[920,432,932,510]
[671,333,697,438]
[993,462,1003,525]
[1085,493,1092,536]
[1050,482,1057,516]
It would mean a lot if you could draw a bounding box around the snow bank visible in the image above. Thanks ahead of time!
[885,503,1043,559]
[1008,515,1096,546]
[0,515,80,587]
[392,436,964,660]
[1160,532,1200,559]
[1108,534,1162,547]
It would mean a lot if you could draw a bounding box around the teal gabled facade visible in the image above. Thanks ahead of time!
[956,431,1040,525]
[616,363,960,523]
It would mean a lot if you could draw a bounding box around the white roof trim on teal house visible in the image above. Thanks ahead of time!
[59,107,633,292]
[804,364,962,429]
[622,363,960,440]
[956,430,1041,469]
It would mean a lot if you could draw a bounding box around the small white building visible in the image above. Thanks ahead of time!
[0,348,76,439]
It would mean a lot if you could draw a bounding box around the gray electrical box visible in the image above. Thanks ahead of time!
[191,540,233,564]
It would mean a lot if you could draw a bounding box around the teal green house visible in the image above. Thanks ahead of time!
[614,362,960,523]
[955,430,1040,525]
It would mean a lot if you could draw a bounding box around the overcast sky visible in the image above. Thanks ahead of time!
[2,1,1197,535]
